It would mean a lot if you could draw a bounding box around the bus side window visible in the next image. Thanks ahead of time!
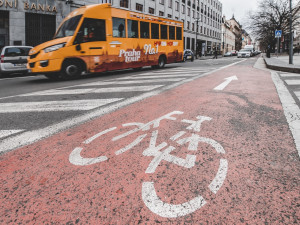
[169,26,175,40]
[77,18,106,43]
[176,26,182,40]
[128,20,138,38]
[151,23,159,39]
[140,22,149,39]
[160,24,168,40]
[113,18,126,38]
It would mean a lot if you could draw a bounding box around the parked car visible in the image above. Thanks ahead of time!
[0,46,32,76]
[224,52,233,57]
[231,50,238,56]
[183,49,194,62]
[237,49,251,58]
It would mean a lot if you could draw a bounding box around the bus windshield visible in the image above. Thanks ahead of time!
[54,15,82,39]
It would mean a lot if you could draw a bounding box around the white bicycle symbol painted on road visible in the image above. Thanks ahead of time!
[69,111,228,218]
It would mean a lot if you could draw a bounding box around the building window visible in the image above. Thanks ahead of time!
[187,21,190,30]
[160,0,165,5]
[113,17,126,38]
[149,7,155,14]
[187,7,190,16]
[120,0,128,8]
[182,4,185,14]
[192,23,194,31]
[168,14,172,18]
[136,3,143,12]
[159,11,164,17]
[175,1,179,11]
[168,0,172,8]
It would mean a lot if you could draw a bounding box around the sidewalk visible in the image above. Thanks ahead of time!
[263,54,300,73]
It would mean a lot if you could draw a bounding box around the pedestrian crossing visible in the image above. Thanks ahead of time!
[0,67,210,141]
[280,72,300,102]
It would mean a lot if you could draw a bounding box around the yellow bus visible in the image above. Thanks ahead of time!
[27,3,184,80]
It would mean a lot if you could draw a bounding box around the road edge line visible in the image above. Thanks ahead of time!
[0,59,246,154]
[271,71,300,158]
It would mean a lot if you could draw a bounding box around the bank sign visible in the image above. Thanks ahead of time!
[0,0,58,13]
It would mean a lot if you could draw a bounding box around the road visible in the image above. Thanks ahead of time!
[0,57,299,224]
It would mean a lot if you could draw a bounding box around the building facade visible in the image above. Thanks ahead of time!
[221,16,235,54]
[1,0,222,55]
[227,16,242,51]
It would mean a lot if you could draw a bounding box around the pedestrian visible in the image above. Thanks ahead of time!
[213,48,218,59]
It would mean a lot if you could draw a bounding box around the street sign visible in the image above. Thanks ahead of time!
[275,30,282,38]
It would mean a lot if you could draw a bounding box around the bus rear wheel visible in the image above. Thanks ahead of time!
[61,60,83,80]
[152,55,166,69]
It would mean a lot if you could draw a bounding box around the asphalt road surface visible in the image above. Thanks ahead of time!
[0,57,299,224]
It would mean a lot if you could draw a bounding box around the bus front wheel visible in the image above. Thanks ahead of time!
[61,60,83,80]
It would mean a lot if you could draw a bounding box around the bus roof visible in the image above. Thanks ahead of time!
[67,3,183,27]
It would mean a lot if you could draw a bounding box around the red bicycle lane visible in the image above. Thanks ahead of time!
[1,60,299,224]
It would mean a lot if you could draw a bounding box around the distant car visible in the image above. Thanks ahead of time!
[224,52,233,57]
[183,49,194,62]
[237,49,251,58]
[231,50,238,56]
[0,46,32,76]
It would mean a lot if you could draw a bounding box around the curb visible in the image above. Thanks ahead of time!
[263,56,300,73]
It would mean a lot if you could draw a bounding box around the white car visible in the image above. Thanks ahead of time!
[0,46,32,76]
[237,49,251,58]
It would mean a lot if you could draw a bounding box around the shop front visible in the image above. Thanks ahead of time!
[0,0,71,47]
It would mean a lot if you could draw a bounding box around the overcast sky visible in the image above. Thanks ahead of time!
[221,0,259,25]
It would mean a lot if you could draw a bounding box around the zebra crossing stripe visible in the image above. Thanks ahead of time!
[0,99,122,113]
[0,130,24,139]
[77,78,184,87]
[21,85,163,96]
[280,73,300,78]
[116,74,195,80]
[285,80,300,85]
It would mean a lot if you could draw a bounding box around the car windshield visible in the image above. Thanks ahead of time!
[4,47,32,56]
[240,49,251,52]
[54,15,82,39]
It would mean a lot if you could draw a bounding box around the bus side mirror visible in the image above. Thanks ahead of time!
[76,44,81,51]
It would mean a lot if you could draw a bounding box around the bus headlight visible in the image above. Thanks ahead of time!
[44,43,66,53]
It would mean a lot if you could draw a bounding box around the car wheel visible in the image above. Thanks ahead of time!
[61,60,83,80]
[183,57,186,62]
[191,57,194,62]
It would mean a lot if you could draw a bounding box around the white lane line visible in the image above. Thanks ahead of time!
[294,91,300,99]
[77,78,184,87]
[0,99,122,113]
[0,130,24,139]
[0,59,247,154]
[272,72,300,158]
[116,75,195,80]
[21,85,163,96]
[280,73,300,78]
[285,80,300,85]
[140,70,208,76]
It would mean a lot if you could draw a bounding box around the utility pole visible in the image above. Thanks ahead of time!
[289,0,294,64]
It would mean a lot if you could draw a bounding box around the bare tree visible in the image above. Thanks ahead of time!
[247,0,300,51]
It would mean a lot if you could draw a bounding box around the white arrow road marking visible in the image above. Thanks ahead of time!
[214,76,238,91]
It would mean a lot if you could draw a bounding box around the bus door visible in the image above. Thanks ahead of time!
[74,18,107,73]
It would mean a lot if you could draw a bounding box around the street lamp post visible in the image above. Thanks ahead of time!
[195,18,200,59]
[289,0,294,64]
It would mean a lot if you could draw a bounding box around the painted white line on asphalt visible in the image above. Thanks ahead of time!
[21,85,163,96]
[77,78,184,86]
[0,59,247,154]
[0,99,122,113]
[116,75,195,80]
[0,76,38,81]
[272,72,300,158]
[208,159,228,194]
[285,80,300,85]
[0,130,24,139]
[280,73,300,78]
[214,76,238,91]
[142,182,207,218]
